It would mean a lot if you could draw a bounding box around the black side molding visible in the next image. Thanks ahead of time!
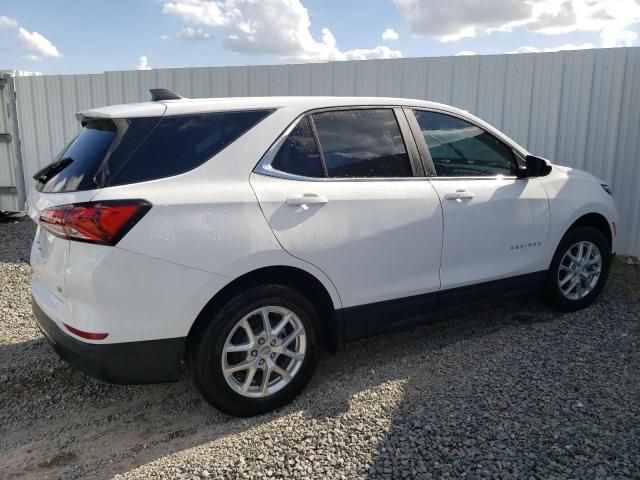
[437,270,546,311]
[339,271,547,342]
[149,88,183,101]
[341,291,437,341]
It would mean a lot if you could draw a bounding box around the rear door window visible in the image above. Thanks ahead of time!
[311,109,413,178]
[270,116,324,178]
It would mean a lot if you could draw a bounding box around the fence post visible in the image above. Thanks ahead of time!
[1,74,27,211]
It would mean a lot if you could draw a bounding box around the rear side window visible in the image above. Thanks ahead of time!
[412,110,515,177]
[270,116,324,178]
[36,110,272,192]
[110,110,272,186]
[311,109,413,178]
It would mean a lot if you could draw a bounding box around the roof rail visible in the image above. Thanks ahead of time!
[149,88,184,101]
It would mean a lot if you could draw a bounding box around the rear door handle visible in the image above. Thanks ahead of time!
[286,194,328,207]
[444,190,475,200]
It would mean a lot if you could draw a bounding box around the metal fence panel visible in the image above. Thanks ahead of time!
[12,47,640,254]
[0,78,18,211]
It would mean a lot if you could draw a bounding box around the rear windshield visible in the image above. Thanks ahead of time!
[37,120,121,192]
[36,110,273,192]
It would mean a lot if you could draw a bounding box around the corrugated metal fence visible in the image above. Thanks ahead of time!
[0,77,20,211]
[4,47,640,253]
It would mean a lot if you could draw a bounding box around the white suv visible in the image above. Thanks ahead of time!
[29,92,619,416]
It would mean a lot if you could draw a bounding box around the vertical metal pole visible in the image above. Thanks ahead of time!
[3,74,27,211]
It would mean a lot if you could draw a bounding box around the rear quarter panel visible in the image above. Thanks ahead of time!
[64,241,231,343]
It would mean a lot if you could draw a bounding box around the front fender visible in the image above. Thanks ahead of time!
[541,167,619,266]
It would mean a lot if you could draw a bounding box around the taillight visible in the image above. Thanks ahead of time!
[39,200,151,246]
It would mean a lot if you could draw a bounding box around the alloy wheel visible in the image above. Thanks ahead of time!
[221,306,306,398]
[557,240,602,301]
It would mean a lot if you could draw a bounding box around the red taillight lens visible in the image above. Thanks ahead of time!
[39,200,151,245]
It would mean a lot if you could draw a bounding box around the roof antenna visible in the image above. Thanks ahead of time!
[149,88,184,101]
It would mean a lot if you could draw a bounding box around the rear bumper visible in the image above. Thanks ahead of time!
[32,297,185,384]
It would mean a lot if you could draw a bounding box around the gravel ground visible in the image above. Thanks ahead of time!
[1,218,639,479]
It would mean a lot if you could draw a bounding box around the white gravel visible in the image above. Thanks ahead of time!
[1,218,639,479]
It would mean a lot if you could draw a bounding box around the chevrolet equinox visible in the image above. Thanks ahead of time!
[29,91,619,416]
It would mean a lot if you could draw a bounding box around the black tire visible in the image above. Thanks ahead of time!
[544,226,611,312]
[191,284,319,417]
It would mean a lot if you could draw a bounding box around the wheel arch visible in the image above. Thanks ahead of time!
[566,212,612,251]
[186,265,341,362]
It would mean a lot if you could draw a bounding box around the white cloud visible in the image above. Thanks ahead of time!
[0,16,18,29]
[162,0,402,61]
[342,45,402,60]
[392,0,532,41]
[391,0,640,47]
[24,54,42,61]
[382,27,399,40]
[600,24,638,48]
[136,55,151,70]
[510,46,543,54]
[17,27,62,58]
[526,0,577,34]
[176,27,212,40]
[456,50,477,56]
[542,42,596,52]
[529,0,640,47]
[163,0,227,26]
[508,42,595,53]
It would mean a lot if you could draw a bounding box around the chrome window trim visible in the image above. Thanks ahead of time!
[427,175,520,181]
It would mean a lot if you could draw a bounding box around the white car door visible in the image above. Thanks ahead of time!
[250,108,443,339]
[408,109,550,295]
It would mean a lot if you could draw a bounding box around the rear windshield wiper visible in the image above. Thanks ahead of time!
[33,158,73,185]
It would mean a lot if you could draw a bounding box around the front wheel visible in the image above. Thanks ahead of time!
[544,226,611,312]
[192,285,319,417]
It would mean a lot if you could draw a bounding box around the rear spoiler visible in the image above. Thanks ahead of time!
[75,88,182,122]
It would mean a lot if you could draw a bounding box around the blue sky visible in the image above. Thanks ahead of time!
[1,0,639,75]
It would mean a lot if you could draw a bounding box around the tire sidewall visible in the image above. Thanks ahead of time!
[193,284,319,417]
[546,226,611,312]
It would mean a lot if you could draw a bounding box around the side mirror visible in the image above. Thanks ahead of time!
[519,155,552,178]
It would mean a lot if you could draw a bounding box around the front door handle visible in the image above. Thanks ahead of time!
[286,194,329,208]
[444,190,475,200]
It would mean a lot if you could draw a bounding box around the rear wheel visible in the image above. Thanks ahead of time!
[545,226,611,312]
[192,284,319,416]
